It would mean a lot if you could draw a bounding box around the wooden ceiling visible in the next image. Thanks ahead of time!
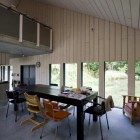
[36,0,140,30]
[1,0,140,30]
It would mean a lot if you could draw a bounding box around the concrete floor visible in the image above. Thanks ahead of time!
[0,100,140,140]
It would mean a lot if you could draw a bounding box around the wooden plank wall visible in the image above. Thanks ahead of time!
[10,0,140,96]
[0,53,9,65]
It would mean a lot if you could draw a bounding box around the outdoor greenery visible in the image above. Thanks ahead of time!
[135,61,140,97]
[51,64,60,86]
[83,63,99,91]
[65,63,77,87]
[105,62,128,107]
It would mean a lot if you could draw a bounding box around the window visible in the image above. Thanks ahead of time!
[49,64,60,86]
[64,63,77,88]
[0,65,11,82]
[105,61,128,107]
[82,62,99,91]
[135,61,140,97]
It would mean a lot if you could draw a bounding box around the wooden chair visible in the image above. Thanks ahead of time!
[20,92,46,131]
[122,95,140,124]
[40,99,71,139]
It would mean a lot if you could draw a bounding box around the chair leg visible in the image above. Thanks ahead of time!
[54,125,58,140]
[6,102,9,118]
[40,118,46,139]
[73,106,75,116]
[105,113,109,130]
[99,117,103,140]
[15,105,18,122]
[88,114,91,125]
[21,103,23,112]
[67,117,71,136]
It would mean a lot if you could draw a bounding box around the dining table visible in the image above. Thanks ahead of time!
[15,84,98,140]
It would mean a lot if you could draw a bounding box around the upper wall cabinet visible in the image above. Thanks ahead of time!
[23,16,37,44]
[40,24,50,47]
[0,5,52,56]
[0,6,19,39]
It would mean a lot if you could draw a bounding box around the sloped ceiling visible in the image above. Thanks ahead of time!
[35,0,140,30]
[1,0,140,30]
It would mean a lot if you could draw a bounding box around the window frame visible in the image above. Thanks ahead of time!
[49,64,60,86]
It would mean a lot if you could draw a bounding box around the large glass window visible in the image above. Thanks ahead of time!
[135,61,140,97]
[82,62,99,91]
[65,63,77,88]
[0,65,11,82]
[49,64,60,86]
[105,62,128,107]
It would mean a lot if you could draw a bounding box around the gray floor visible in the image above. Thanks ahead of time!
[0,100,140,140]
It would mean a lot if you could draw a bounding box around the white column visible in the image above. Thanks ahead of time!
[37,23,40,47]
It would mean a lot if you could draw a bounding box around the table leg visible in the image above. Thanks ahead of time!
[93,97,97,121]
[77,105,84,140]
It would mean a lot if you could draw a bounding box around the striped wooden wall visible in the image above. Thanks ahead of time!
[0,53,9,65]
[10,0,140,96]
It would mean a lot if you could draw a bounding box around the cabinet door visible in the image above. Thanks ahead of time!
[29,65,35,85]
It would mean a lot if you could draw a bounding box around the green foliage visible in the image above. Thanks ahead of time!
[135,61,140,75]
[105,62,128,73]
[83,63,99,78]
[51,64,60,85]
[65,64,77,87]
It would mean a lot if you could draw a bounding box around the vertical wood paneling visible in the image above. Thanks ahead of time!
[128,28,135,95]
[122,26,128,60]
[110,22,116,60]
[89,16,94,61]
[73,12,78,62]
[1,53,5,65]
[5,54,9,65]
[54,7,59,63]
[56,8,61,63]
[85,15,90,61]
[104,20,110,61]
[69,11,74,62]
[121,0,131,27]
[66,10,71,62]
[99,19,105,61]
[63,9,67,62]
[46,55,50,85]
[116,23,122,60]
[77,13,82,62]
[94,18,99,61]
[59,8,64,63]
[0,53,9,65]
[81,14,86,62]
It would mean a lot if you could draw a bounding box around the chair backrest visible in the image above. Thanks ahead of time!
[6,90,19,100]
[105,95,114,111]
[43,99,59,120]
[128,96,137,102]
[24,92,43,114]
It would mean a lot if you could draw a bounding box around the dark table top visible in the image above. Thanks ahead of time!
[15,84,98,106]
